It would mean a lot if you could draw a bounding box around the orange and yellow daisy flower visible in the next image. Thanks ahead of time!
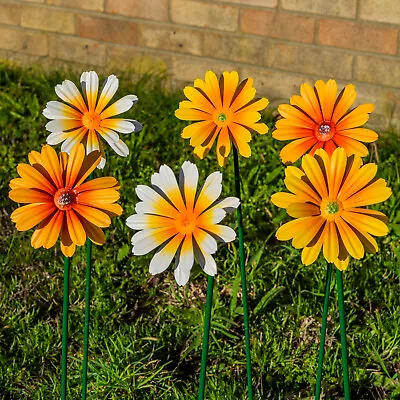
[273,79,378,163]
[271,148,391,269]
[43,71,142,169]
[126,161,239,285]
[9,144,122,257]
[175,71,269,167]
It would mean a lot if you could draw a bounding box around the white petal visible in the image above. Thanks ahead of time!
[149,234,184,275]
[95,74,119,114]
[194,228,218,254]
[100,119,141,134]
[46,131,68,145]
[194,171,222,214]
[80,71,99,111]
[213,197,240,213]
[86,130,100,154]
[109,139,129,157]
[60,127,87,153]
[43,101,81,120]
[45,119,83,133]
[131,228,174,256]
[174,236,194,286]
[151,164,185,210]
[97,157,106,169]
[207,225,236,243]
[100,95,138,119]
[199,208,226,225]
[179,161,199,209]
[126,214,148,230]
[97,127,119,145]
[55,79,87,112]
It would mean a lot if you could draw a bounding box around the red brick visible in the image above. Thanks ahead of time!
[240,9,314,43]
[138,24,203,56]
[318,19,397,55]
[203,32,274,65]
[282,0,356,18]
[360,0,400,24]
[106,0,168,22]
[0,27,47,56]
[48,0,103,12]
[355,55,400,88]
[77,15,137,46]
[49,35,106,66]
[171,0,238,32]
[0,3,21,26]
[21,6,75,34]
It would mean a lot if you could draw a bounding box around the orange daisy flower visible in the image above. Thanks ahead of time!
[43,71,142,169]
[9,144,122,257]
[273,79,378,163]
[271,148,391,269]
[175,70,269,167]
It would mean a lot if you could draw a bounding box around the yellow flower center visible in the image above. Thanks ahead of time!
[213,109,232,127]
[315,121,335,142]
[175,211,197,235]
[320,198,342,221]
[54,188,76,210]
[82,111,101,130]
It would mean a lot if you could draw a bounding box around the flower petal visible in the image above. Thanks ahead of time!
[100,95,138,119]
[149,233,184,275]
[80,71,99,111]
[95,74,119,114]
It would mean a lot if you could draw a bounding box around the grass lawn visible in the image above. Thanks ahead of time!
[0,62,399,399]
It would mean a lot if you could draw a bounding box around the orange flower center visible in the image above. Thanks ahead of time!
[315,121,335,142]
[54,188,76,210]
[175,211,197,235]
[82,111,101,130]
[213,109,232,127]
[320,198,342,221]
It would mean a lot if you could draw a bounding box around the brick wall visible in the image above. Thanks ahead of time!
[1,0,400,128]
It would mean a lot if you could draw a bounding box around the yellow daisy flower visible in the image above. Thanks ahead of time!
[9,144,122,257]
[126,161,239,285]
[271,148,391,269]
[273,79,378,163]
[43,71,142,168]
[175,70,269,167]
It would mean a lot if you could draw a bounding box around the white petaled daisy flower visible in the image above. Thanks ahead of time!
[43,71,142,169]
[126,161,239,286]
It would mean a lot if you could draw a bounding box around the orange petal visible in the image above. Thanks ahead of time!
[335,217,364,259]
[66,209,86,246]
[341,210,388,236]
[17,164,56,194]
[287,202,320,218]
[342,179,392,208]
[278,104,315,129]
[175,108,212,121]
[333,135,368,157]
[315,79,338,121]
[230,78,256,112]
[336,104,374,131]
[328,147,347,198]
[284,175,321,204]
[76,188,120,205]
[183,86,215,114]
[331,84,356,123]
[74,177,119,193]
[73,204,111,228]
[322,221,339,262]
[11,203,57,231]
[73,151,102,188]
[270,192,297,209]
[280,137,318,163]
[39,210,64,249]
[80,218,106,245]
[9,188,53,204]
[302,154,328,198]
[337,128,378,143]
[273,127,314,141]
[221,71,239,108]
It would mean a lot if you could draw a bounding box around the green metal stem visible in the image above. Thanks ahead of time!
[336,269,351,400]
[232,147,253,400]
[198,275,214,400]
[61,256,70,400]
[315,263,333,399]
[81,238,92,399]
[82,171,94,400]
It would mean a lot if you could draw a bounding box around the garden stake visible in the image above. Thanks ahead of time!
[198,275,214,400]
[82,172,94,400]
[315,263,333,399]
[61,256,70,400]
[336,269,351,399]
[232,146,253,400]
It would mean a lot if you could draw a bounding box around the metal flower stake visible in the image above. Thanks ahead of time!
[126,161,239,400]
[8,144,123,399]
[175,70,269,399]
[271,148,392,398]
[41,71,141,398]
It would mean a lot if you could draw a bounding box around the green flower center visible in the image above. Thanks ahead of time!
[326,201,340,214]
[218,113,227,122]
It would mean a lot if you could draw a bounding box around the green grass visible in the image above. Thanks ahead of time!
[0,61,399,399]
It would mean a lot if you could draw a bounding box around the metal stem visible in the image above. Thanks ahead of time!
[232,146,253,400]
[61,256,70,400]
[315,263,332,399]
[198,275,214,400]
